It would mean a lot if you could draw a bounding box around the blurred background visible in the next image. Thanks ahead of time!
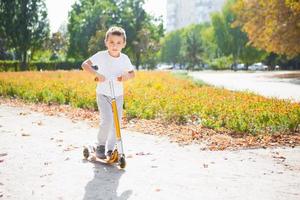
[0,0,299,72]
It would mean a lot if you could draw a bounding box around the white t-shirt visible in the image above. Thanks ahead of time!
[89,50,134,97]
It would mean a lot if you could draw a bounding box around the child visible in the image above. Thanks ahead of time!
[81,26,135,159]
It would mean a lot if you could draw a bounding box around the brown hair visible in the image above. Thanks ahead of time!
[105,26,126,42]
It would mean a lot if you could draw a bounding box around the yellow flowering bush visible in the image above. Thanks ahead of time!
[0,70,299,135]
[0,71,96,109]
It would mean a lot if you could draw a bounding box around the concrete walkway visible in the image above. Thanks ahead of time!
[0,104,300,200]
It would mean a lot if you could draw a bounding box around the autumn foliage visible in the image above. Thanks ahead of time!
[233,0,300,58]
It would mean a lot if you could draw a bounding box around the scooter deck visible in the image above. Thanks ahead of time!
[83,146,118,165]
[88,154,115,164]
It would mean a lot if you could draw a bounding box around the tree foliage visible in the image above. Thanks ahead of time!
[160,24,206,69]
[68,0,118,59]
[233,0,300,58]
[0,0,49,70]
[49,32,68,60]
[211,0,266,65]
[181,25,205,70]
[67,0,163,69]
[160,30,182,67]
[159,0,268,70]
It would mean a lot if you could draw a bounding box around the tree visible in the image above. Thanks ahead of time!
[0,0,49,70]
[118,0,163,70]
[137,27,162,69]
[181,25,205,70]
[211,0,266,66]
[160,30,182,67]
[67,0,163,69]
[49,32,68,60]
[0,37,12,60]
[88,30,107,55]
[68,0,119,59]
[233,0,300,58]
[200,24,218,61]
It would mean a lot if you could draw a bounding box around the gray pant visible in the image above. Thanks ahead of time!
[96,94,123,151]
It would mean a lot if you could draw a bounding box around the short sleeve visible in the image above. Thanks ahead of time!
[125,55,134,71]
[89,52,101,66]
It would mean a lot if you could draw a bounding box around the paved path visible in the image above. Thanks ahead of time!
[0,104,300,200]
[189,71,300,102]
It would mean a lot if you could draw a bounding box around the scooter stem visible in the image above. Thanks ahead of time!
[109,80,124,154]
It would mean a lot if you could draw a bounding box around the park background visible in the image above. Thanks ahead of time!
[1,1,300,199]
[0,0,300,149]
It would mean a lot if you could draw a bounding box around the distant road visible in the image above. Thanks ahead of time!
[189,70,300,102]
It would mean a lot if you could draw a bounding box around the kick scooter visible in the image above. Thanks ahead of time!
[83,78,126,169]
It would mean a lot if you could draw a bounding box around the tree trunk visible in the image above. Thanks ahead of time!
[20,50,27,71]
[135,51,141,70]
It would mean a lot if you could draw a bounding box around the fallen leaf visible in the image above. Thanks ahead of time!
[273,156,286,160]
[44,162,51,165]
[55,139,63,143]
[63,145,79,152]
[135,152,152,156]
[19,112,30,115]
[0,153,7,157]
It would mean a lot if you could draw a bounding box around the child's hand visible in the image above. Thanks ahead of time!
[117,73,130,82]
[117,76,123,81]
[94,74,106,82]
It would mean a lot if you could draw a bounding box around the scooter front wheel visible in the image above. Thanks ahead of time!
[118,155,126,169]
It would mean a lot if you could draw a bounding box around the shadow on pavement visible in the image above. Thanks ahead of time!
[289,79,300,85]
[83,161,132,200]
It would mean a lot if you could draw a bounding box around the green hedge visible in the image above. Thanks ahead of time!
[208,56,233,70]
[0,60,83,71]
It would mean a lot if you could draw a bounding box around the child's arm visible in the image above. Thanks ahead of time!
[117,70,135,82]
[81,59,105,82]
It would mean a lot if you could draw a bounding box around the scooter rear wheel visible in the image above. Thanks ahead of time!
[83,147,89,159]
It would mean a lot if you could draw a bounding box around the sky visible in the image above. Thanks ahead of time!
[45,0,167,33]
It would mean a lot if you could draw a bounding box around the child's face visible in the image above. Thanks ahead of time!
[105,34,126,57]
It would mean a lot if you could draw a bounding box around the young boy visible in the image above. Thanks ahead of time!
[81,26,135,159]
